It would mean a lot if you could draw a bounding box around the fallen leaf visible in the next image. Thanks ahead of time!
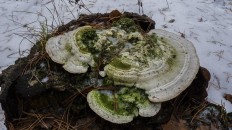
[224,93,232,103]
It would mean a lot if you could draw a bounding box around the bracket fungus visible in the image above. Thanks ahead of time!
[145,29,199,102]
[104,29,199,102]
[46,26,132,73]
[45,18,199,124]
[87,88,161,124]
[46,26,95,73]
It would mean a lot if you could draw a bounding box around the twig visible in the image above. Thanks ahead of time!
[113,91,118,112]
[213,50,224,61]
[213,73,221,88]
[31,71,44,85]
[166,0,170,9]
[207,40,226,46]
[138,0,144,14]
[51,1,63,25]
[223,72,232,83]
[190,103,208,123]
[79,0,93,14]
[61,0,76,19]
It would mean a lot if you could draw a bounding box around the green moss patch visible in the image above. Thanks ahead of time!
[112,17,140,32]
[76,28,99,54]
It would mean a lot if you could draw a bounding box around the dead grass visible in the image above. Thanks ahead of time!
[10,112,77,130]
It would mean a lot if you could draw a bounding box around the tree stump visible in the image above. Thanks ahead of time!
[0,11,229,130]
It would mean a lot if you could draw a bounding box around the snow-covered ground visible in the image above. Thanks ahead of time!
[0,0,232,129]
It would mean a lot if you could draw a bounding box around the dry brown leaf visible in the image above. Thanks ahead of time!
[162,116,189,130]
[109,10,122,19]
[224,93,232,103]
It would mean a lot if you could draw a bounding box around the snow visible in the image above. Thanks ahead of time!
[0,0,232,128]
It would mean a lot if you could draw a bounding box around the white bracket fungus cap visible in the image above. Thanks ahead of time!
[104,29,199,102]
[87,88,161,124]
[87,90,135,124]
[46,26,95,73]
[45,26,128,74]
[145,29,199,102]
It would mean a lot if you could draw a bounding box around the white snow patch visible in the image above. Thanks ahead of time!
[41,76,49,83]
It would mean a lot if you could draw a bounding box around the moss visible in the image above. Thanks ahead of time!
[128,37,140,43]
[112,17,140,32]
[166,56,175,67]
[138,34,162,59]
[76,28,99,54]
[110,58,131,70]
[99,93,114,111]
[160,43,177,69]
[90,87,151,117]
[102,77,114,86]
[149,33,158,43]
[144,34,176,60]
[118,87,148,106]
[79,46,90,54]
[81,29,98,43]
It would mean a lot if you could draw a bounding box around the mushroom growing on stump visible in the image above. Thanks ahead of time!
[104,29,199,102]
[87,88,161,124]
[46,26,132,74]
[146,29,199,102]
[46,26,96,73]
[45,18,199,124]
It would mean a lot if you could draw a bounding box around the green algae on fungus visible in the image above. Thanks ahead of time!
[109,58,131,70]
[87,87,161,124]
[77,28,99,54]
[112,17,140,32]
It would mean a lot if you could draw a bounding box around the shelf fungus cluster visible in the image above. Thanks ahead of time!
[45,18,199,124]
[87,88,161,124]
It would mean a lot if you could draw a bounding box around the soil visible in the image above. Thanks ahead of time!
[0,10,231,130]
